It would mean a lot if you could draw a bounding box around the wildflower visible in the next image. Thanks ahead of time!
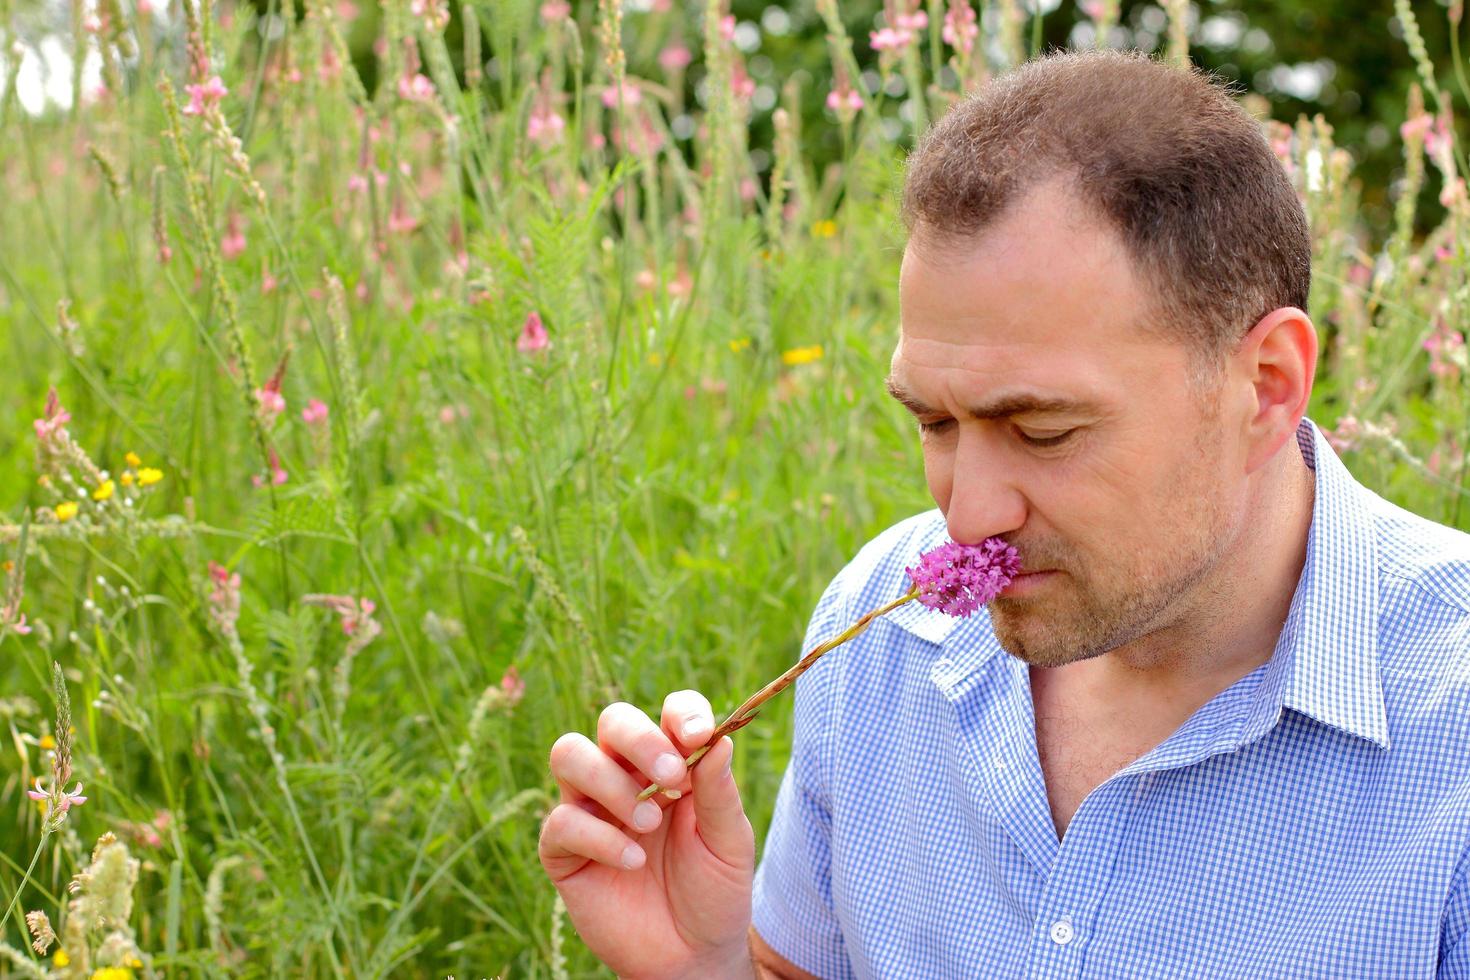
[221,211,247,260]
[250,447,288,487]
[90,967,134,980]
[301,399,329,424]
[93,479,115,501]
[398,73,436,102]
[905,538,1020,617]
[730,337,751,353]
[895,9,927,31]
[120,472,134,487]
[138,467,163,486]
[942,1,979,52]
[637,536,1020,799]
[25,909,55,955]
[205,561,243,638]
[388,197,420,235]
[27,777,88,816]
[826,84,865,114]
[125,451,141,467]
[33,388,72,444]
[500,665,525,706]
[869,26,914,51]
[13,614,33,635]
[182,75,228,116]
[528,105,567,147]
[659,43,692,72]
[811,220,838,239]
[40,733,55,749]
[600,79,642,109]
[55,501,79,522]
[781,344,824,366]
[54,949,70,968]
[540,0,570,19]
[517,311,550,353]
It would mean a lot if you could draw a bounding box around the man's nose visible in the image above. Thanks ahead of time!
[944,431,1026,545]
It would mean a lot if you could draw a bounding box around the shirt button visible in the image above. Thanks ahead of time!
[1049,920,1075,945]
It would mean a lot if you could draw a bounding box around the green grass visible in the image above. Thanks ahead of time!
[1,0,1468,975]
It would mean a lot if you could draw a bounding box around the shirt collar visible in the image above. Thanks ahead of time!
[898,417,1389,748]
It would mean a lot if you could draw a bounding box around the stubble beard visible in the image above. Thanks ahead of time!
[988,424,1237,670]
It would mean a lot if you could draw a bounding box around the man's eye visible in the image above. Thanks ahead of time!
[1016,428,1076,448]
[918,419,954,435]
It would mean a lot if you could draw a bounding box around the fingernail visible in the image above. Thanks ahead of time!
[632,800,661,831]
[653,753,684,782]
[621,843,645,870]
[723,752,733,778]
[681,717,707,740]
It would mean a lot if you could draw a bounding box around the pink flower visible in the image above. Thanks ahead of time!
[719,14,736,41]
[827,86,865,113]
[33,388,72,443]
[869,27,914,51]
[895,10,927,31]
[398,73,436,102]
[500,665,525,706]
[517,310,549,353]
[27,778,88,816]
[1080,0,1106,18]
[601,79,642,108]
[12,614,32,635]
[905,538,1021,617]
[182,75,228,116]
[730,62,755,100]
[221,212,246,260]
[527,106,567,147]
[659,44,692,71]
[207,561,243,632]
[1401,114,1434,144]
[942,1,978,52]
[301,399,329,424]
[540,0,570,20]
[348,173,369,193]
[388,198,419,235]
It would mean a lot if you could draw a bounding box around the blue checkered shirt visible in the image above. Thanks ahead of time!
[752,419,1470,978]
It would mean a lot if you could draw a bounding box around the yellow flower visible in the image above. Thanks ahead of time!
[54,501,79,522]
[781,344,824,366]
[127,957,144,969]
[124,451,141,467]
[39,734,55,750]
[120,472,135,487]
[729,337,751,353]
[137,467,163,487]
[811,220,838,239]
[93,479,115,501]
[53,950,70,967]
[90,968,134,980]
[647,352,663,366]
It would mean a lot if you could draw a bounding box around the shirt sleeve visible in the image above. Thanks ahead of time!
[751,576,857,980]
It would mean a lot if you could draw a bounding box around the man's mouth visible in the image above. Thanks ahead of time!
[999,569,1057,598]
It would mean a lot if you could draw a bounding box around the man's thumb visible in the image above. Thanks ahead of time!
[690,736,755,866]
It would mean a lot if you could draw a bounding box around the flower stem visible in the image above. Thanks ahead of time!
[637,587,920,800]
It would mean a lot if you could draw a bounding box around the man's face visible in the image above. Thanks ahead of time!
[890,180,1251,668]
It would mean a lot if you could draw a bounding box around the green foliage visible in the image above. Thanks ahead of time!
[1,0,1468,976]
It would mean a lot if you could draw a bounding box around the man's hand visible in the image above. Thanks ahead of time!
[540,691,757,979]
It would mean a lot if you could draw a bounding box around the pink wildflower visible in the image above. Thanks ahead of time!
[1401,114,1434,144]
[182,75,228,116]
[1324,415,1362,453]
[601,79,642,109]
[348,173,369,193]
[221,212,247,260]
[398,73,436,102]
[28,778,88,816]
[719,14,736,42]
[905,538,1021,617]
[942,1,978,52]
[540,0,570,20]
[1081,0,1106,18]
[517,311,550,353]
[206,560,243,633]
[13,614,32,635]
[527,106,567,147]
[33,388,72,444]
[388,198,420,235]
[500,665,525,706]
[659,43,692,71]
[895,9,927,31]
[301,399,329,424]
[869,26,914,51]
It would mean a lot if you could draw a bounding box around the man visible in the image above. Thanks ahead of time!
[539,49,1470,977]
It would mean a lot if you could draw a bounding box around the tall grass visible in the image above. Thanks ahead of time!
[0,0,1466,975]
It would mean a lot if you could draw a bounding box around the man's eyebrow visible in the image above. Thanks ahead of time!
[884,376,1094,420]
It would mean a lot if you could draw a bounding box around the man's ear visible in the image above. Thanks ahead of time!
[1233,307,1317,475]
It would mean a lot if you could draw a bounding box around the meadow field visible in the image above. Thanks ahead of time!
[1,0,1468,975]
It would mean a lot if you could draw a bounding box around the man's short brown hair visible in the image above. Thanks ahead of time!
[900,48,1311,362]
